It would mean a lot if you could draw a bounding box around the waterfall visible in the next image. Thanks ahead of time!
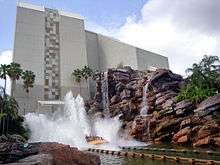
[140,82,149,115]
[140,80,152,140]
[101,71,109,117]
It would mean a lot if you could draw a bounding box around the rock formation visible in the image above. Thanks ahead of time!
[90,66,220,148]
[0,142,100,165]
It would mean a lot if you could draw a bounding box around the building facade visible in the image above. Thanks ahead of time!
[13,3,169,113]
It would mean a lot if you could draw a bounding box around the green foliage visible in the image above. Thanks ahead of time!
[2,95,19,119]
[0,62,35,138]
[72,66,94,83]
[176,84,216,104]
[72,68,83,83]
[22,70,36,93]
[0,113,6,119]
[7,62,22,81]
[176,55,219,104]
[82,66,93,81]
[0,64,9,80]
[0,64,9,95]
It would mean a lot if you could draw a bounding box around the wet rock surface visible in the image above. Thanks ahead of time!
[90,66,220,148]
[0,142,100,165]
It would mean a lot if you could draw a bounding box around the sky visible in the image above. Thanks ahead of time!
[0,0,220,81]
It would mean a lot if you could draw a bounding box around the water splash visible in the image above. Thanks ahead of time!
[25,92,91,149]
[25,91,147,150]
[93,116,147,151]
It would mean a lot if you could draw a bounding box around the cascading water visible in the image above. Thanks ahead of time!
[101,71,110,117]
[140,82,149,115]
[25,91,147,150]
[140,79,152,140]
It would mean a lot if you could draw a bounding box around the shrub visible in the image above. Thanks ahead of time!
[176,84,216,104]
[176,55,219,104]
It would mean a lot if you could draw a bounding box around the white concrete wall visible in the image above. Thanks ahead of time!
[13,6,45,86]
[59,15,89,99]
[97,34,138,71]
[136,48,169,70]
[13,6,45,114]
[85,31,100,97]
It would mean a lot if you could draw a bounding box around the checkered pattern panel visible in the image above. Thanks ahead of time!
[44,8,60,100]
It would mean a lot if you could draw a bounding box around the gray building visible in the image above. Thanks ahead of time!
[13,2,169,113]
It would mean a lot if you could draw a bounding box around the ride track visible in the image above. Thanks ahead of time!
[88,148,220,165]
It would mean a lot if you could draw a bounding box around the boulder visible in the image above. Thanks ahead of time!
[177,135,188,144]
[193,136,211,147]
[126,81,137,90]
[196,125,219,140]
[7,154,54,165]
[115,82,126,93]
[110,95,121,104]
[0,142,100,165]
[214,137,220,147]
[0,134,26,143]
[154,118,183,136]
[172,127,191,144]
[120,89,132,100]
[180,118,192,129]
[149,69,183,91]
[155,93,176,107]
[175,100,193,110]
[39,142,100,165]
[195,94,220,117]
[197,93,220,110]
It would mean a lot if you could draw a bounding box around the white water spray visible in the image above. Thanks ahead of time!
[25,91,147,150]
[25,92,90,149]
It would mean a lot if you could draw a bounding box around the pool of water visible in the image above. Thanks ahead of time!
[100,154,182,165]
[96,144,220,165]
[126,144,220,161]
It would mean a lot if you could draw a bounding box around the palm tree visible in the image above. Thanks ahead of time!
[7,62,23,97]
[3,95,19,134]
[82,66,93,83]
[186,55,219,87]
[0,64,9,135]
[21,70,35,114]
[72,69,83,94]
[0,64,9,96]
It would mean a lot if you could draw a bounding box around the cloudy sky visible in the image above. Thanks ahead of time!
[0,0,219,79]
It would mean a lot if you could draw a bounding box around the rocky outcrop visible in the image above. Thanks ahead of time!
[194,93,220,117]
[7,154,54,165]
[90,66,220,148]
[0,142,100,165]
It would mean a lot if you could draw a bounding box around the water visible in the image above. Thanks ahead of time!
[25,91,146,150]
[140,82,149,115]
[25,92,90,149]
[100,154,176,165]
[101,71,110,117]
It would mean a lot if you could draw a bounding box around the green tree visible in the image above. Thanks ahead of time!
[177,55,219,104]
[7,62,23,96]
[22,70,35,94]
[0,64,9,134]
[72,69,83,94]
[82,66,93,82]
[21,70,35,114]
[0,64,9,95]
